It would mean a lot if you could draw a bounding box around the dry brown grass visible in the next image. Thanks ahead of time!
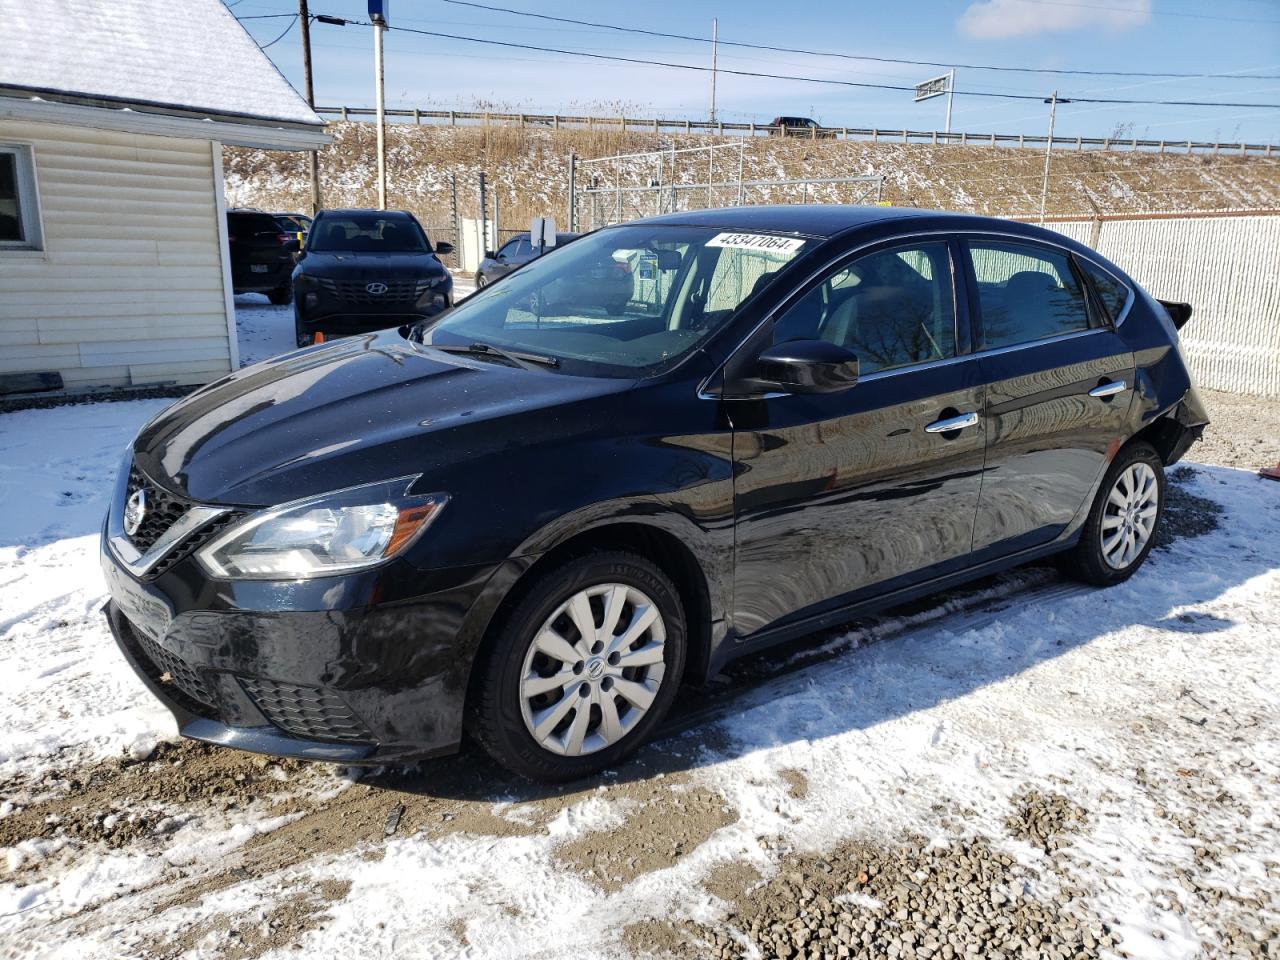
[223,122,1280,234]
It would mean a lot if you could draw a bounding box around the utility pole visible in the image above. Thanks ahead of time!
[709,18,718,123]
[370,5,388,210]
[298,0,321,214]
[1039,91,1069,224]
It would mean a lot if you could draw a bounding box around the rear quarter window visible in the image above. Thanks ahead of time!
[1082,261,1132,324]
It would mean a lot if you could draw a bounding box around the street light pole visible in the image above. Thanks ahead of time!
[372,16,387,210]
[1039,91,1069,225]
[944,68,955,137]
[709,18,718,123]
[298,0,321,214]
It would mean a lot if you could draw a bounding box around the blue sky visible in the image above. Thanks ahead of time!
[232,0,1280,143]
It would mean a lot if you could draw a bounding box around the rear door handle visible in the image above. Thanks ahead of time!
[924,412,980,434]
[1088,380,1127,398]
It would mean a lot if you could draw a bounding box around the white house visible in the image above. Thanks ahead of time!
[0,0,328,394]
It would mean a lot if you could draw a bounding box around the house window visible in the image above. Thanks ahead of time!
[0,144,43,251]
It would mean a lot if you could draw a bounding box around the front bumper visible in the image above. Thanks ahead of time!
[101,530,503,765]
[295,283,452,336]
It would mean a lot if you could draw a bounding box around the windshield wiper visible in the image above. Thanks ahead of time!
[430,341,560,369]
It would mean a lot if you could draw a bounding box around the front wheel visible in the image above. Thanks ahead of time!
[1061,441,1165,586]
[470,551,686,782]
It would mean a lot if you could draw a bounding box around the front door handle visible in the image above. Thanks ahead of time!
[924,411,980,434]
[1088,380,1127,398]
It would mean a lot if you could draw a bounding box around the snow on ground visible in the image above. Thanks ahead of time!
[0,299,1277,959]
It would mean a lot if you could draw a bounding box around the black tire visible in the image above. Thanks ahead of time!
[469,550,687,782]
[1060,441,1165,587]
[293,308,313,348]
[268,283,293,306]
[475,273,488,288]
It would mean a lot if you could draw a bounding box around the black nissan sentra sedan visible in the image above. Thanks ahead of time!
[102,206,1207,781]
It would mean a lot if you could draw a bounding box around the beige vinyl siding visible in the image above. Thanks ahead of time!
[0,118,233,389]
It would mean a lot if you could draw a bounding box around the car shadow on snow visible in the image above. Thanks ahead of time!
[358,462,1265,804]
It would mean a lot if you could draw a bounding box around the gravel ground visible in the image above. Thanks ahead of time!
[1192,389,1280,471]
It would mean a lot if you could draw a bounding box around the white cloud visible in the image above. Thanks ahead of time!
[957,0,1151,39]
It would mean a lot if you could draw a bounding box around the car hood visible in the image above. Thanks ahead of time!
[132,333,629,505]
[298,250,450,280]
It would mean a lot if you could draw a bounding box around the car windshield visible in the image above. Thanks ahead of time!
[309,214,430,253]
[422,224,808,377]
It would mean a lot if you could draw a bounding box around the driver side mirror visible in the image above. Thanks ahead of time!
[484,250,497,260]
[754,340,859,394]
[434,241,454,255]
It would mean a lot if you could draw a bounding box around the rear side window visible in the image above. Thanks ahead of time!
[1081,261,1131,324]
[229,213,280,237]
[969,241,1090,349]
[773,242,957,375]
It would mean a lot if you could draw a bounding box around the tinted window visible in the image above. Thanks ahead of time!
[229,213,281,237]
[773,242,956,374]
[970,241,1090,349]
[497,238,522,258]
[0,152,20,242]
[1082,261,1130,324]
[310,214,429,253]
[513,239,535,258]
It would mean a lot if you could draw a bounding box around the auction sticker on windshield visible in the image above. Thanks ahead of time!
[706,233,806,253]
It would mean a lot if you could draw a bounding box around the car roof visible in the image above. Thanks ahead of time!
[631,204,968,238]
[315,208,415,219]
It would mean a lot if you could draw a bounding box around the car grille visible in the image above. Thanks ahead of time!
[135,631,217,708]
[239,678,375,743]
[124,463,247,579]
[126,466,192,553]
[318,278,432,304]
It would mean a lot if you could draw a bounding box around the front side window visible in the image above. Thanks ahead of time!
[1081,260,1131,324]
[496,238,521,258]
[0,144,41,250]
[969,241,1090,349]
[772,242,957,374]
[423,225,808,377]
[309,214,429,253]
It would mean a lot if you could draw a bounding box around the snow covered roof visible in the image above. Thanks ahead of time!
[0,0,323,129]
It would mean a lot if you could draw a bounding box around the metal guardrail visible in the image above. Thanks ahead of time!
[315,106,1277,157]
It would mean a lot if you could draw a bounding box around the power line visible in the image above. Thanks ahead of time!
[440,0,1280,81]
[322,17,1280,109]
[255,13,298,49]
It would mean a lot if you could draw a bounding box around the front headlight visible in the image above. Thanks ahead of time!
[195,477,447,580]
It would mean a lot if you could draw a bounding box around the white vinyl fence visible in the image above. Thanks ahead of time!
[1043,214,1280,397]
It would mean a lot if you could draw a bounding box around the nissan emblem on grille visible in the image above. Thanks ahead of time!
[366,281,388,295]
[123,487,148,537]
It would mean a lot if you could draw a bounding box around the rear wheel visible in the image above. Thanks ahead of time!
[268,282,293,306]
[1061,441,1164,586]
[470,551,686,782]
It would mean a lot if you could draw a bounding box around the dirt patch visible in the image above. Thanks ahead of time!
[702,860,763,904]
[143,878,351,960]
[0,741,312,854]
[1156,469,1225,549]
[686,834,1123,960]
[779,769,809,801]
[1003,788,1088,854]
[621,918,711,960]
[1192,389,1280,471]
[557,785,739,891]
